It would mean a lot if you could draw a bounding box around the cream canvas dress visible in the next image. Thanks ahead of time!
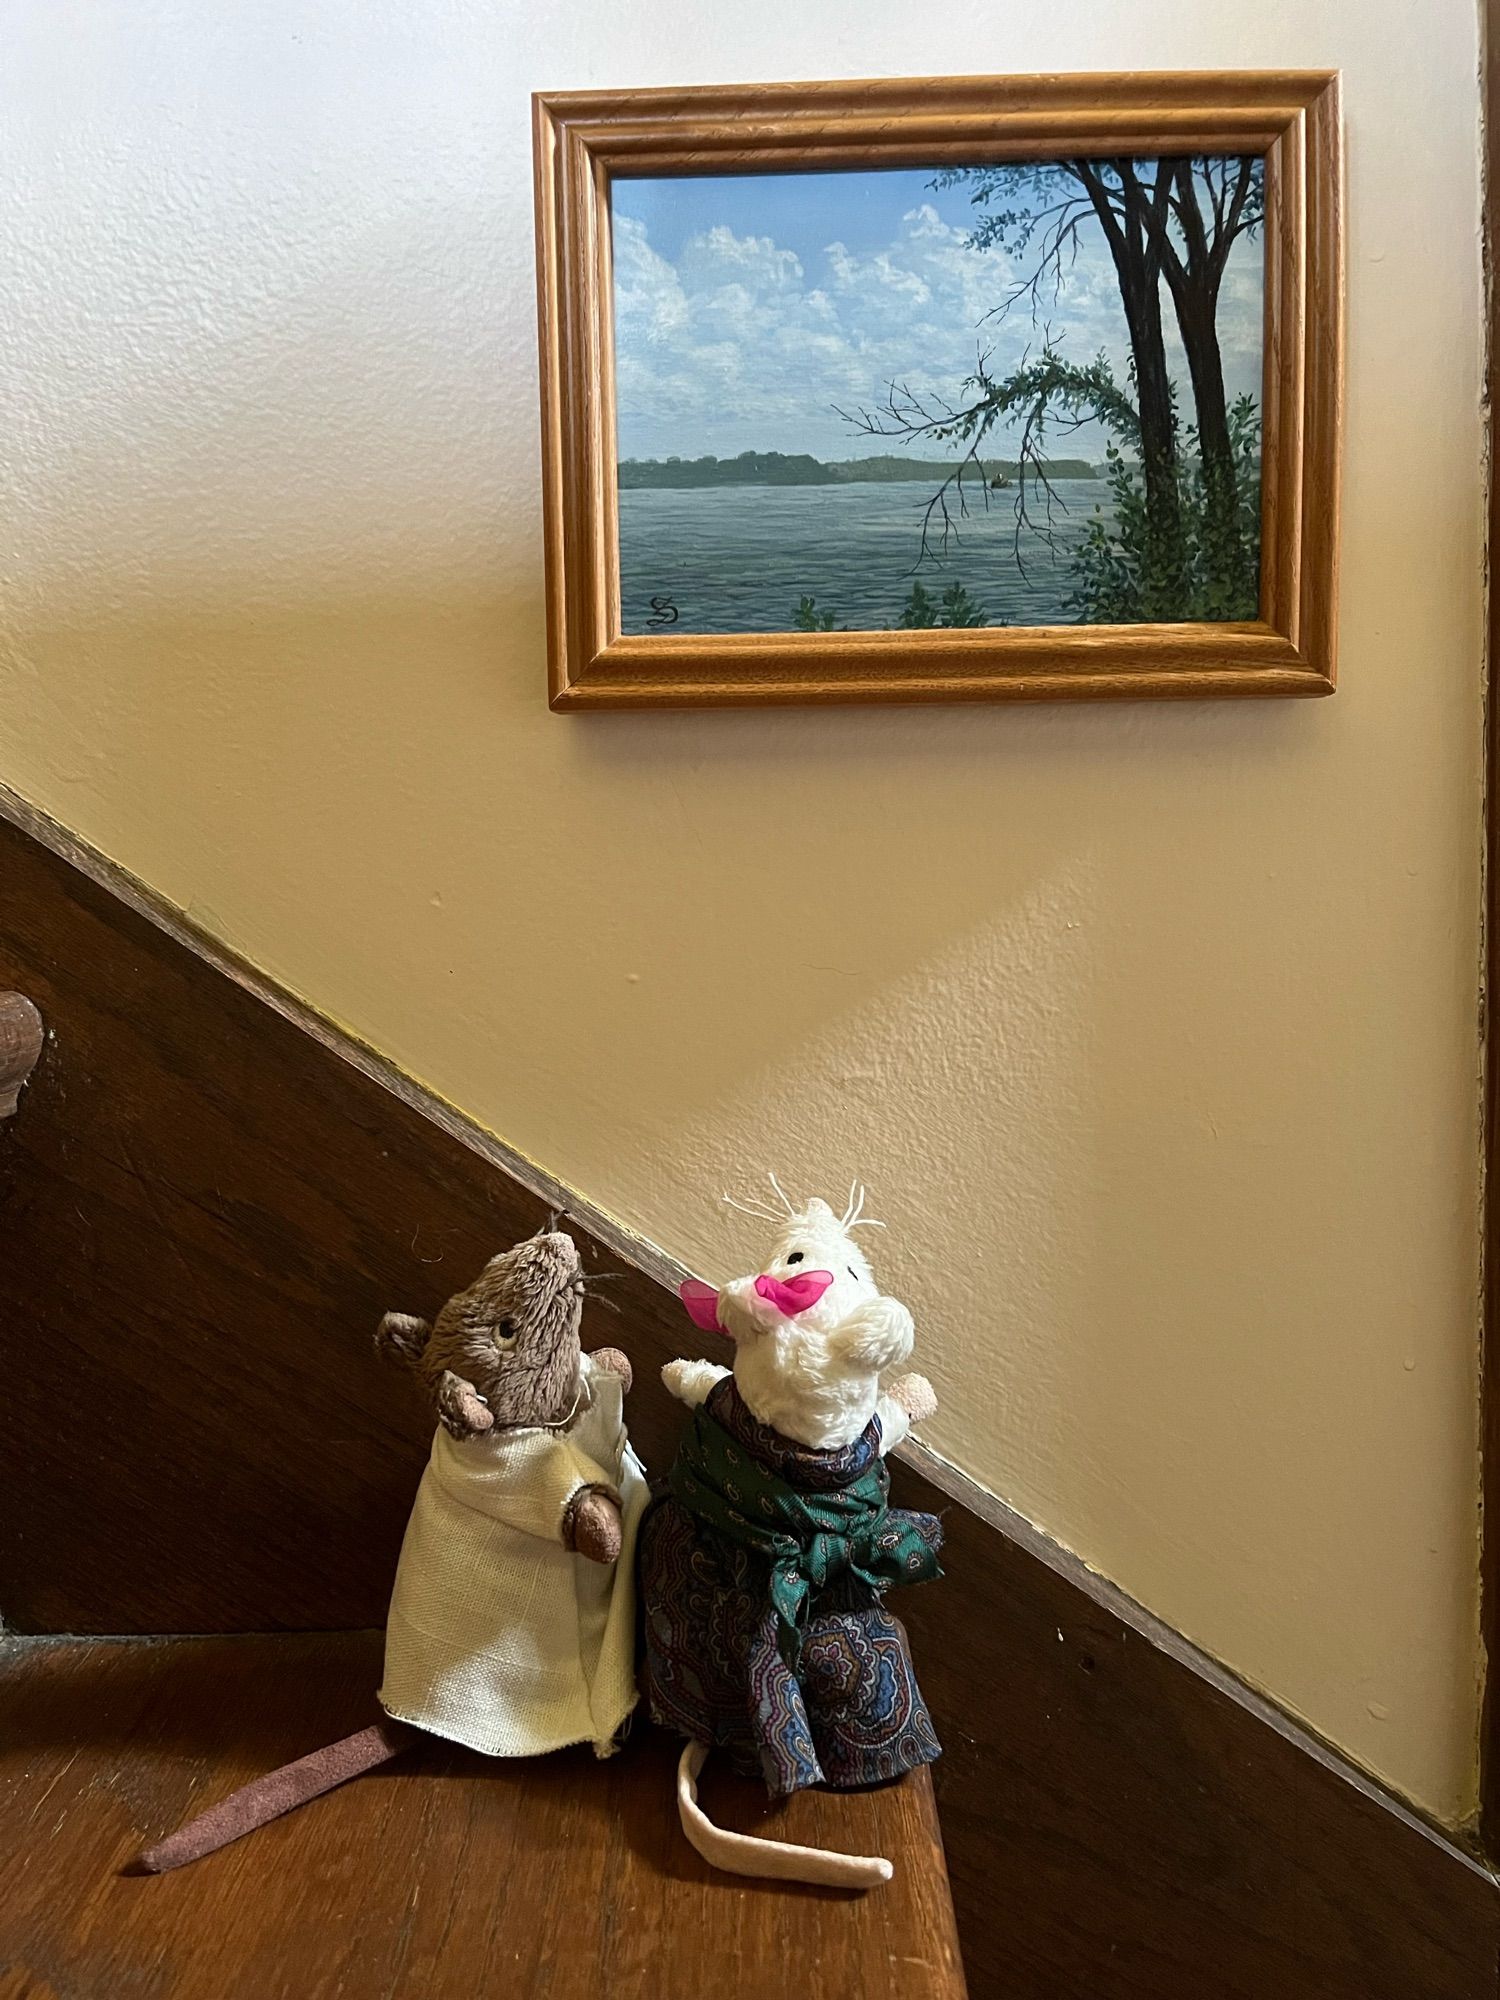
[379,1355,649,1758]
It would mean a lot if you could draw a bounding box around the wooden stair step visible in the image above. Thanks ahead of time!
[0,1630,967,2000]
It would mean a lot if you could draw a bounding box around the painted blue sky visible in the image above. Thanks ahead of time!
[616,167,948,269]
[611,162,1265,464]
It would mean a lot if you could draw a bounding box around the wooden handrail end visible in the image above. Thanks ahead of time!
[0,992,44,1118]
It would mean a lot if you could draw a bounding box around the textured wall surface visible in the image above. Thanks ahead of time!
[0,2,1485,1820]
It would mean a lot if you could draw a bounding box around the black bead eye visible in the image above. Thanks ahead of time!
[786,1251,804,1265]
[495,1317,517,1346]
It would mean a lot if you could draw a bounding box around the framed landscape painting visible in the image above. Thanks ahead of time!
[533,72,1342,708]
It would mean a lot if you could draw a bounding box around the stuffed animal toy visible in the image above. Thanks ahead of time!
[642,1180,943,1889]
[138,1227,647,1872]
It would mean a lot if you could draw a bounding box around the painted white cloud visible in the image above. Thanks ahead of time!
[613,195,1264,465]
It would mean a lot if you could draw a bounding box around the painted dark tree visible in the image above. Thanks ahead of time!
[840,156,1265,622]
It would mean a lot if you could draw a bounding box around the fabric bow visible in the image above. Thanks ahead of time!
[679,1270,834,1334]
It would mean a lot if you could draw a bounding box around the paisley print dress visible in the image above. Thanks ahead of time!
[639,1377,942,1796]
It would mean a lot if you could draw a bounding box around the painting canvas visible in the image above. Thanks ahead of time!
[612,157,1266,637]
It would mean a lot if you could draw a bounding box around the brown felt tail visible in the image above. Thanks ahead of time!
[135,1718,417,1873]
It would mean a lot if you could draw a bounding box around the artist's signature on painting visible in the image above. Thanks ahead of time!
[645,595,679,629]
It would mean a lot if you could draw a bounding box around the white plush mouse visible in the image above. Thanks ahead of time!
[647,1180,943,1891]
[666,1181,936,1452]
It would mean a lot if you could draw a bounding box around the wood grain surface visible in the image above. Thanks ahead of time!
[0,1633,964,2000]
[2,800,1497,1997]
[533,70,1342,709]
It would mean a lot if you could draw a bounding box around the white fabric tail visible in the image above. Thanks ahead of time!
[675,1741,894,1891]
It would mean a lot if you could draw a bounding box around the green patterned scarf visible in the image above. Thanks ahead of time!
[667,1399,942,1658]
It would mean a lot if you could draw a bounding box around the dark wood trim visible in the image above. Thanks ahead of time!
[1483,0,1500,1861]
[907,1435,1493,1876]
[0,785,1496,1995]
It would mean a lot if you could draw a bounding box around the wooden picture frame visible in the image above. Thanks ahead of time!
[532,72,1343,710]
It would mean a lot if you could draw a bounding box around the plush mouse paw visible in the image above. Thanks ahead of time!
[886,1372,938,1424]
[565,1485,623,1564]
[435,1369,495,1438]
[833,1296,916,1373]
[588,1346,633,1393]
[663,1358,730,1407]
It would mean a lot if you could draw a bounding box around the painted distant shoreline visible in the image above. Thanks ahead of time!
[617,451,1101,490]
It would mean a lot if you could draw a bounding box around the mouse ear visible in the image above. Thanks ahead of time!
[376,1312,431,1368]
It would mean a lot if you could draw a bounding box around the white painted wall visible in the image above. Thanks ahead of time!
[0,0,1484,1821]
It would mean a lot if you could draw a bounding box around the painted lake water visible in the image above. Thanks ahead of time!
[617,479,1120,634]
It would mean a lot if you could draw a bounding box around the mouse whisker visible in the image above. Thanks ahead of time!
[585,1291,621,1314]
[723,1192,782,1223]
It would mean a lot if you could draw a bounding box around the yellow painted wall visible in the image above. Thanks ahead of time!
[0,2,1484,1821]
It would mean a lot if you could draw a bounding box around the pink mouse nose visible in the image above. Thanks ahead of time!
[754,1270,834,1316]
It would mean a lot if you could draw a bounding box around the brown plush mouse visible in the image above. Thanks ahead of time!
[376,1228,634,1560]
[137,1227,648,1874]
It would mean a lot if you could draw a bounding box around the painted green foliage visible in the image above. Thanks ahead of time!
[814,155,1264,628]
[793,580,989,632]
